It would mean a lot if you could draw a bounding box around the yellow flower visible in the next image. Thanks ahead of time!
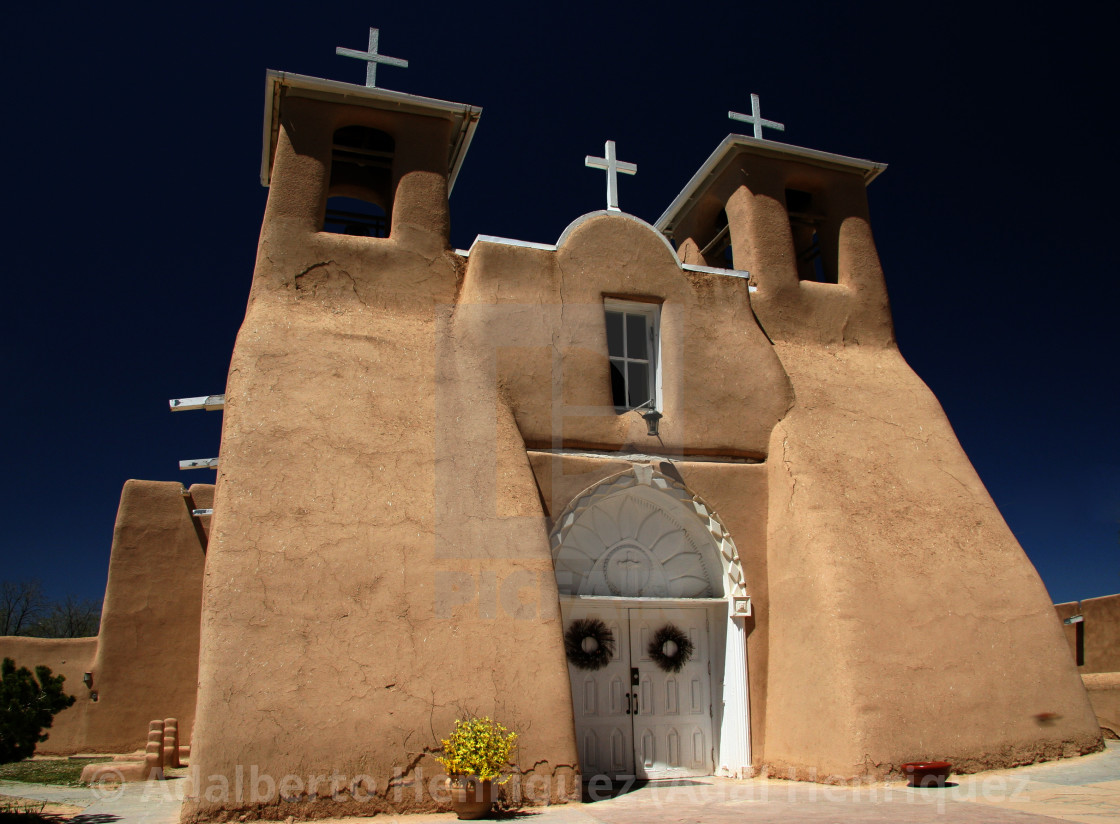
[434,717,519,783]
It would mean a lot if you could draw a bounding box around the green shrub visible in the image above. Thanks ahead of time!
[0,658,76,765]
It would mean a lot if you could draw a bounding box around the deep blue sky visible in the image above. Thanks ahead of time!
[1,1,1115,607]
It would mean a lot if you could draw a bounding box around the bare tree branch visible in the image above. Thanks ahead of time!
[26,595,101,638]
[0,581,48,636]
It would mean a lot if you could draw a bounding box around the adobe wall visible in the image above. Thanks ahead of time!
[1082,674,1120,738]
[718,155,1102,778]
[0,637,97,753]
[185,100,578,822]
[0,481,210,755]
[457,211,789,773]
[81,480,210,752]
[1055,594,1120,673]
[1054,594,1120,737]
[455,214,792,457]
[762,345,1100,778]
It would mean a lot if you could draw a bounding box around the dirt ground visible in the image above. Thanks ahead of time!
[0,794,84,822]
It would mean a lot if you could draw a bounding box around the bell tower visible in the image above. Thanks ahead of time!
[657,111,890,347]
[258,68,480,255]
[186,42,544,824]
[656,100,1100,781]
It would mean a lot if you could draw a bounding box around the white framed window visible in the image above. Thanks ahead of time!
[604,299,660,411]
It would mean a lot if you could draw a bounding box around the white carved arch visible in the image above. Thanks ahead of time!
[549,464,746,600]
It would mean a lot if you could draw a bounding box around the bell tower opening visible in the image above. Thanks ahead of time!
[323,126,394,237]
[785,187,836,283]
[699,209,734,269]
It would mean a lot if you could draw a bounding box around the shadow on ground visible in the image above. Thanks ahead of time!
[582,778,709,803]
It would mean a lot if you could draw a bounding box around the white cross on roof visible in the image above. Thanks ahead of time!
[335,27,409,88]
[585,140,637,212]
[729,94,786,140]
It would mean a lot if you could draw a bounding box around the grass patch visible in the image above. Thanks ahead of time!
[0,758,111,787]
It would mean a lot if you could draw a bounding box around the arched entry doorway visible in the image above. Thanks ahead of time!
[550,465,751,780]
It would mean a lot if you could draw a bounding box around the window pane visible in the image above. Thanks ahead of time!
[626,313,648,360]
[606,312,624,358]
[610,359,627,407]
[627,361,649,408]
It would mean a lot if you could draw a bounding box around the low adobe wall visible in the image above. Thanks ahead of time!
[1082,673,1120,738]
[1054,594,1120,738]
[0,637,97,753]
[1055,594,1120,673]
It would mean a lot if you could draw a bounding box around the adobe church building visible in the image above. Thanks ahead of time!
[172,51,1103,818]
[0,42,1104,821]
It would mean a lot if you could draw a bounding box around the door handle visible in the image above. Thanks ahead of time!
[631,692,639,715]
[625,692,631,715]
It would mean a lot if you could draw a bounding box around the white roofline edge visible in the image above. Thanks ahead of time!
[259,70,482,193]
[655,134,888,234]
[462,212,755,290]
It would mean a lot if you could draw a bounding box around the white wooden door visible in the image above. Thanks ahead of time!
[564,603,635,778]
[629,607,714,778]
[564,604,713,780]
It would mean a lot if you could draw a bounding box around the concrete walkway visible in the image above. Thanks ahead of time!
[2,742,1118,824]
[373,741,1120,824]
[0,776,186,824]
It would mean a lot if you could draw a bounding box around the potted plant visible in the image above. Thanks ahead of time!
[434,717,518,820]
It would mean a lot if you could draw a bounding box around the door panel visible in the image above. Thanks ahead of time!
[563,604,634,778]
[665,676,679,715]
[628,607,714,778]
[564,604,714,780]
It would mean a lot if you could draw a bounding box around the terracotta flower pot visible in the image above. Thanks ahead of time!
[901,761,952,787]
[448,775,495,820]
